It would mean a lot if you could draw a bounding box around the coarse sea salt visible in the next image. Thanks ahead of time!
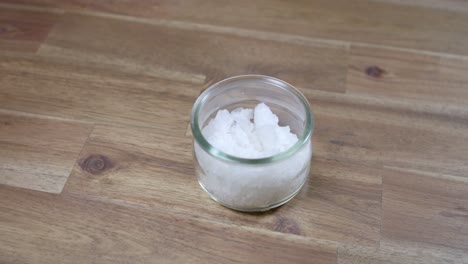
[195,103,312,210]
[202,103,298,158]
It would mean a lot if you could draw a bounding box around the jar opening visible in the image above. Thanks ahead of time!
[191,75,313,164]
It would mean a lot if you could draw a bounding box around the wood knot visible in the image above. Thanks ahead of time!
[365,66,385,78]
[79,154,114,175]
[273,217,301,235]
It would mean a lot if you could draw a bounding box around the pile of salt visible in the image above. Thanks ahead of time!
[202,103,298,158]
[195,103,312,210]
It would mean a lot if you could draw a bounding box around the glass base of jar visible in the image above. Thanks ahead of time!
[198,179,307,212]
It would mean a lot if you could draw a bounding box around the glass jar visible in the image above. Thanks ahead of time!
[191,75,313,212]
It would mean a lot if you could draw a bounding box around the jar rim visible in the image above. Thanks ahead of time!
[190,75,314,164]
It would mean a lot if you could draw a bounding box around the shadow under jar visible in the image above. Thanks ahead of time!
[191,75,314,212]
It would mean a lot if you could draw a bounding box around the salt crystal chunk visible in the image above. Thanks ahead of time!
[202,103,297,158]
[213,109,233,133]
[237,119,254,134]
[255,125,278,152]
[277,126,299,149]
[231,107,253,121]
[232,122,250,148]
[254,103,279,128]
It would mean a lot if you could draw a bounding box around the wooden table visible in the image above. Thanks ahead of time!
[1,1,468,263]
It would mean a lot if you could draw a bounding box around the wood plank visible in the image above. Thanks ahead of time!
[1,0,468,261]
[439,56,468,102]
[338,240,468,264]
[38,13,348,93]
[0,7,60,52]
[382,169,468,252]
[371,0,468,13]
[347,45,468,106]
[0,0,89,9]
[0,53,200,129]
[306,90,468,179]
[275,158,382,245]
[85,0,468,55]
[0,185,337,264]
[64,122,382,246]
[0,110,92,193]
[0,39,38,52]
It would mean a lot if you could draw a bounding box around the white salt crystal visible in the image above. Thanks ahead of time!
[196,103,312,210]
[202,103,298,159]
[254,103,279,127]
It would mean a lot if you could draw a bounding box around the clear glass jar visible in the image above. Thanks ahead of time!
[191,75,313,212]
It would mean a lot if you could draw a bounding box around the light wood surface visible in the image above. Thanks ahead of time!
[1,1,468,263]
[0,109,92,193]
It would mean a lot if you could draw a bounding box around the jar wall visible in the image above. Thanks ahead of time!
[194,139,312,211]
[191,75,313,212]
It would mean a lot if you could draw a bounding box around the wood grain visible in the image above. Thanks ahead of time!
[338,241,468,264]
[439,56,468,101]
[307,90,468,179]
[0,7,60,52]
[0,39,38,53]
[371,0,468,13]
[347,46,468,106]
[64,123,382,246]
[0,185,337,264]
[38,13,347,93]
[0,0,88,9]
[85,0,468,55]
[0,53,200,129]
[382,169,468,251]
[0,110,92,193]
[1,1,468,263]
